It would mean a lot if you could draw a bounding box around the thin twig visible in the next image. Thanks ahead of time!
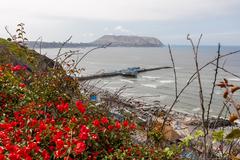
[168,44,178,98]
[54,36,72,68]
[32,36,42,50]
[4,26,14,40]
[213,101,230,129]
[188,34,208,160]
[73,43,111,68]
[51,49,83,61]
[211,63,240,79]
[206,43,221,132]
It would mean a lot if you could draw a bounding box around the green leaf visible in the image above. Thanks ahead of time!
[212,130,224,142]
[194,130,204,138]
[182,135,193,147]
[225,129,240,139]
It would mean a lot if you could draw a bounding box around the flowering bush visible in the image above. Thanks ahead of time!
[0,64,142,159]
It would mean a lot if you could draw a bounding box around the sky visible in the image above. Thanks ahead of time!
[0,0,240,45]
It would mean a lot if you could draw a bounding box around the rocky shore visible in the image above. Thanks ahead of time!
[80,82,235,144]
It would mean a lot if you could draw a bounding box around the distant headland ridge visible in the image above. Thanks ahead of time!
[27,35,164,48]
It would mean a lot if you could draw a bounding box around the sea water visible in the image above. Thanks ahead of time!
[43,45,240,116]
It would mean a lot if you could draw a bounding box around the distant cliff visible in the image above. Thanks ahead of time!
[92,35,164,47]
[27,35,164,48]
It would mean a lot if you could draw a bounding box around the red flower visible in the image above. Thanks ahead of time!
[9,153,20,160]
[0,66,3,72]
[91,134,98,141]
[64,126,70,132]
[107,125,114,131]
[115,121,121,129]
[130,123,136,130]
[108,147,114,153]
[35,133,41,143]
[55,139,64,150]
[42,149,50,160]
[123,120,129,127]
[71,116,77,123]
[76,100,86,114]
[74,142,86,154]
[11,65,22,72]
[53,131,63,141]
[0,154,4,160]
[101,117,109,124]
[80,125,90,133]
[78,132,88,141]
[0,146,4,154]
[39,121,46,131]
[57,102,69,112]
[28,118,37,128]
[19,83,26,88]
[92,119,100,127]
[54,150,65,158]
[28,142,37,151]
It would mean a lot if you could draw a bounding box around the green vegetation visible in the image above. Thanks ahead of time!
[0,38,56,71]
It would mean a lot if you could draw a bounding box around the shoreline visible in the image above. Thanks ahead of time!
[80,83,233,141]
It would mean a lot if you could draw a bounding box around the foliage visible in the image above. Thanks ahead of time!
[15,23,28,46]
[225,129,240,139]
[212,130,224,143]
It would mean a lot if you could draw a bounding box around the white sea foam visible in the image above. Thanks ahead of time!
[142,76,161,79]
[228,78,240,82]
[192,108,201,112]
[159,80,174,84]
[120,79,134,84]
[141,84,158,88]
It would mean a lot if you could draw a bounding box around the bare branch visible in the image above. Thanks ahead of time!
[32,36,42,50]
[206,43,221,131]
[54,36,72,68]
[73,43,112,68]
[188,34,208,160]
[211,62,240,79]
[4,26,14,40]
[168,44,178,98]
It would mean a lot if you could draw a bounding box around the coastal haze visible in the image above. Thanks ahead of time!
[44,45,240,116]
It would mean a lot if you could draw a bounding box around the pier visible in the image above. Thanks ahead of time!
[78,66,172,81]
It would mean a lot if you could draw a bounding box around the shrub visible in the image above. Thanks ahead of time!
[0,64,142,159]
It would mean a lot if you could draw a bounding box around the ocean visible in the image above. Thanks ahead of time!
[43,45,240,116]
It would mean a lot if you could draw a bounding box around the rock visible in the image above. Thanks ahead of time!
[207,118,232,129]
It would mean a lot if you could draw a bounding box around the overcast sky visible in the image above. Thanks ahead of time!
[0,0,240,45]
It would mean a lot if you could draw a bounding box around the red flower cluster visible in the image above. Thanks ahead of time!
[56,102,69,112]
[11,64,26,72]
[76,100,86,114]
[0,64,138,159]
